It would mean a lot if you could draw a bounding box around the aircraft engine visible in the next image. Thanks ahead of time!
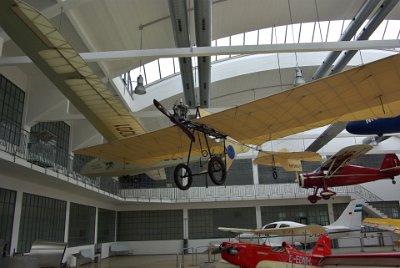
[297,173,306,187]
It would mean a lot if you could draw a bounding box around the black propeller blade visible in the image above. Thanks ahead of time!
[153,99,195,142]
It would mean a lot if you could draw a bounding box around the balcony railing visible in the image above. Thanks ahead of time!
[0,121,383,203]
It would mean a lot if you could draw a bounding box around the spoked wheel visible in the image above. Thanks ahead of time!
[208,156,227,185]
[174,163,193,190]
[307,195,321,204]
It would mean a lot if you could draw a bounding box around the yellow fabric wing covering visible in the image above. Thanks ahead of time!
[255,151,321,171]
[75,125,223,164]
[11,1,145,141]
[363,218,400,234]
[196,53,400,145]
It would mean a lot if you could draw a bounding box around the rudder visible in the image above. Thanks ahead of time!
[380,154,400,171]
[312,234,331,257]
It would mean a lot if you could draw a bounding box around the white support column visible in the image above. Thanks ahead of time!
[94,207,98,244]
[0,36,3,56]
[327,202,335,224]
[252,160,259,185]
[114,211,118,241]
[255,206,262,228]
[64,201,70,243]
[10,191,22,255]
[183,208,189,240]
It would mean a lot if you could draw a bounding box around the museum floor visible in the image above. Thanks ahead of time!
[80,246,399,268]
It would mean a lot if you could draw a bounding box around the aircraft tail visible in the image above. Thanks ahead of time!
[380,154,400,172]
[328,199,364,228]
[311,234,331,257]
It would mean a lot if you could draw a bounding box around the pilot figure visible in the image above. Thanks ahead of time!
[173,99,189,122]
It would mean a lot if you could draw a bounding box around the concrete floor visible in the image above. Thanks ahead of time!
[81,254,236,268]
[79,246,399,268]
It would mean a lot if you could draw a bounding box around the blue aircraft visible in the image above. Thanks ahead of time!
[346,116,400,136]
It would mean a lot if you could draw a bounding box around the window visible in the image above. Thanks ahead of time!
[0,74,25,146]
[68,203,95,247]
[97,208,116,243]
[117,210,183,241]
[0,187,16,255]
[18,193,66,253]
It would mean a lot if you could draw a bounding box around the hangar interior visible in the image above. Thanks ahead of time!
[0,0,400,267]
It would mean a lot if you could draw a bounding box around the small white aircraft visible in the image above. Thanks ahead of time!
[219,199,363,246]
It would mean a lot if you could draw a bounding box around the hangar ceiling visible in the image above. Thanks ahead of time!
[0,0,399,149]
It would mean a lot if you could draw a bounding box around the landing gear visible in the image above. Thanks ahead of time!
[392,178,396,184]
[174,163,193,190]
[272,168,278,180]
[307,195,321,204]
[320,189,336,200]
[208,156,227,185]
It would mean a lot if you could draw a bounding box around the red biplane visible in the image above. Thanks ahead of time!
[297,144,400,203]
[219,233,400,268]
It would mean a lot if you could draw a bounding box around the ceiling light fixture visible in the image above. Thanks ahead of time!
[134,26,146,95]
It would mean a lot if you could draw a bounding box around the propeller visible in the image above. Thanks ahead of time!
[153,99,195,142]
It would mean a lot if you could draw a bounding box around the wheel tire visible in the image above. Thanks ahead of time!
[272,169,278,180]
[208,156,227,185]
[308,195,318,203]
[174,163,193,190]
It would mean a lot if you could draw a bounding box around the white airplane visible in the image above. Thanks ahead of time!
[219,199,364,246]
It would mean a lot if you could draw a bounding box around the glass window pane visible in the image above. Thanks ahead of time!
[383,20,400,39]
[370,20,387,40]
[326,20,344,41]
[244,30,258,45]
[159,58,175,78]
[259,28,273,45]
[287,23,301,43]
[216,37,230,61]
[231,33,244,46]
[273,25,287,44]
[143,60,160,84]
[299,22,314,43]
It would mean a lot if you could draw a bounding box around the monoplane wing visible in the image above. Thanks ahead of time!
[196,53,400,146]
[218,225,326,236]
[363,218,400,234]
[319,144,373,174]
[255,150,321,171]
[0,1,145,142]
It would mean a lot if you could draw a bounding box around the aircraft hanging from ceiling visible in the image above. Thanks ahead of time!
[219,199,363,246]
[254,149,321,179]
[346,116,400,136]
[217,232,400,268]
[3,1,400,189]
[297,144,400,203]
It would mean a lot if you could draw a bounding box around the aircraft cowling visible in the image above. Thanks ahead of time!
[297,173,307,187]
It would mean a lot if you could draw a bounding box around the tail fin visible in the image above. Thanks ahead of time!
[380,154,400,171]
[312,234,331,257]
[328,199,364,228]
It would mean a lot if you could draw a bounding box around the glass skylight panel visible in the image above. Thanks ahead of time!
[244,30,258,45]
[143,60,160,84]
[216,36,230,60]
[298,22,313,43]
[258,28,272,45]
[286,23,301,43]
[273,25,286,44]
[211,40,217,61]
[173,58,180,73]
[129,68,141,84]
[326,20,343,42]
[383,20,400,39]
[369,20,387,40]
[230,33,244,46]
[158,58,175,78]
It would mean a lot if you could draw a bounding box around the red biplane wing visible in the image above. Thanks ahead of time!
[319,144,373,175]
